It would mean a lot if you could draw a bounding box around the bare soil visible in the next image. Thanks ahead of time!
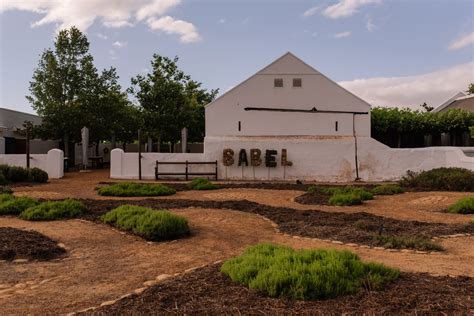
[0,227,65,261]
[80,199,474,249]
[84,263,474,315]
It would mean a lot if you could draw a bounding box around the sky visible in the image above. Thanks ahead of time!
[0,0,473,114]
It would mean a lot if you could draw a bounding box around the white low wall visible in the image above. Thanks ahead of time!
[0,149,64,179]
[110,149,210,180]
[110,137,474,182]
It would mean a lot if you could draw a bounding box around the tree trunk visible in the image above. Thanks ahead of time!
[64,135,69,157]
[397,133,401,148]
[95,143,99,156]
[156,136,161,153]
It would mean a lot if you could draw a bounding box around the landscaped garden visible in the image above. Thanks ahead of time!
[1,168,473,314]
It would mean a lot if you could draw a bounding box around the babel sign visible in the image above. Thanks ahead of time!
[222,148,293,168]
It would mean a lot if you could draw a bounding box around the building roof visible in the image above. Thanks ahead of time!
[432,92,474,112]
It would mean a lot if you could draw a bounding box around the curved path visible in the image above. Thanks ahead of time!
[1,208,473,315]
[15,170,474,224]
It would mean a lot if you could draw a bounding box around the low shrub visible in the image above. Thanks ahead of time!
[0,196,39,215]
[220,244,399,300]
[28,167,49,183]
[188,178,219,190]
[0,186,12,194]
[374,235,443,251]
[7,166,29,182]
[371,184,404,195]
[400,168,474,191]
[329,193,363,206]
[101,205,189,241]
[0,173,7,185]
[98,182,176,197]
[20,199,85,221]
[0,164,9,177]
[447,197,474,214]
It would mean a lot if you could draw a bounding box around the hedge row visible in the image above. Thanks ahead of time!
[0,165,48,184]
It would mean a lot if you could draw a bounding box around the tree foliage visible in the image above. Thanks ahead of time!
[129,54,218,148]
[27,26,136,154]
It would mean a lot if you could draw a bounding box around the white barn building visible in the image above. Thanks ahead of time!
[111,52,474,181]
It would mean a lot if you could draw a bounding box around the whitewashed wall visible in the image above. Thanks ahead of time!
[110,149,212,180]
[0,149,64,179]
[110,137,474,182]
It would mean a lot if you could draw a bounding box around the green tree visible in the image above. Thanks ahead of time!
[467,83,474,95]
[27,26,131,159]
[129,54,218,151]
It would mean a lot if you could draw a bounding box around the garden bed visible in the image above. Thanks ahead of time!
[0,227,66,261]
[78,199,473,250]
[83,263,473,314]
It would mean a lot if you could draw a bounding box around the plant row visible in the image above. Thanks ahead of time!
[0,165,48,185]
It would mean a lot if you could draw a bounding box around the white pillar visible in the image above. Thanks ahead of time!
[46,148,64,179]
[110,148,124,179]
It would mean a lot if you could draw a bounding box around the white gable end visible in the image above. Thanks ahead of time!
[206,52,371,137]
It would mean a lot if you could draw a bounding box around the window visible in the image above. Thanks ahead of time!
[293,78,302,87]
[335,121,338,132]
[274,78,283,87]
[238,121,241,131]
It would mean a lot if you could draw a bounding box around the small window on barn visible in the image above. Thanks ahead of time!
[274,78,283,88]
[335,121,338,132]
[293,78,302,87]
[238,121,241,131]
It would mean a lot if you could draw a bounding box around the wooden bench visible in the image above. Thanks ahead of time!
[155,160,218,180]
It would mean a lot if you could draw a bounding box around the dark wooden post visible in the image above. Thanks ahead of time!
[138,129,142,180]
[26,126,30,169]
[215,160,218,180]
[185,160,189,181]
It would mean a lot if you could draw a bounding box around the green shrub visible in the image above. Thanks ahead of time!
[98,182,176,197]
[28,168,49,183]
[101,205,189,241]
[188,178,219,190]
[0,186,12,194]
[374,235,443,251]
[0,164,10,178]
[400,168,474,191]
[20,199,85,221]
[372,184,404,195]
[0,173,7,185]
[329,193,363,206]
[447,197,474,214]
[220,244,399,300]
[0,196,39,215]
[7,166,29,182]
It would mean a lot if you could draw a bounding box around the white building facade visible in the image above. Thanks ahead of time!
[111,53,474,181]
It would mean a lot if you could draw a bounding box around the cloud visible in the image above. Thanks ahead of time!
[218,18,225,24]
[323,0,381,19]
[0,0,201,43]
[96,33,108,40]
[334,31,351,38]
[338,62,474,109]
[449,32,474,51]
[366,16,375,32]
[113,41,127,47]
[303,6,320,17]
[147,16,201,43]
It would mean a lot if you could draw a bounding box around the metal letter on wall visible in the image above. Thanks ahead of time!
[238,149,249,166]
[250,149,262,166]
[281,149,293,166]
[223,149,234,166]
[265,150,277,168]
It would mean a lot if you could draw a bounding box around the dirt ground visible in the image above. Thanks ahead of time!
[2,171,474,314]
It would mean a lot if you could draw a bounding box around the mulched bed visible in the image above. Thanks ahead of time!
[294,191,332,205]
[0,227,66,261]
[79,199,474,248]
[83,264,474,315]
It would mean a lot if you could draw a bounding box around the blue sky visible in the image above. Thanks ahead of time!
[0,0,473,114]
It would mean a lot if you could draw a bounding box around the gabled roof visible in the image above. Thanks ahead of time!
[205,52,372,110]
[432,91,467,113]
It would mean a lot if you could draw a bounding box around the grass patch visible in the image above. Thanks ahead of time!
[0,195,39,215]
[220,244,399,300]
[374,235,443,251]
[188,178,219,190]
[329,193,363,206]
[19,199,85,221]
[400,168,474,191]
[98,182,176,197]
[372,184,404,195]
[308,186,373,206]
[447,197,474,214]
[101,205,190,241]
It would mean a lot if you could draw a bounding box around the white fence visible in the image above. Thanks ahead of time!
[0,149,64,179]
